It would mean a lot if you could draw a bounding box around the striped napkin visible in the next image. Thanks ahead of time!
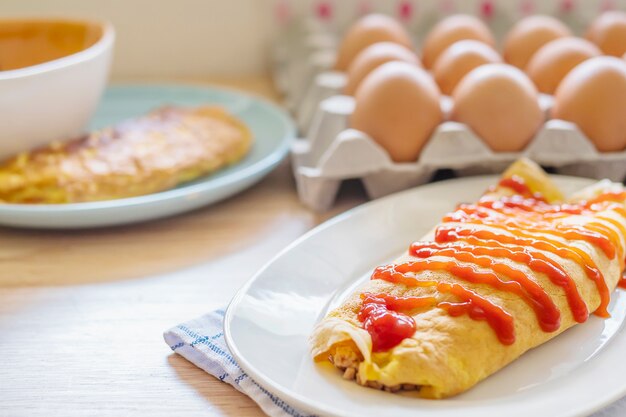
[163,309,314,417]
[164,309,625,417]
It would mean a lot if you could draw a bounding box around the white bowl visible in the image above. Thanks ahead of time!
[0,18,115,161]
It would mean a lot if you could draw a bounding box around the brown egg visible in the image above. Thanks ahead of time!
[351,61,442,162]
[334,14,413,71]
[526,37,601,94]
[451,64,543,152]
[432,40,501,95]
[586,11,626,57]
[553,56,626,152]
[421,15,495,69]
[344,42,420,95]
[503,15,572,69]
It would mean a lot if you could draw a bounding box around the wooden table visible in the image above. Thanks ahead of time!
[0,77,367,416]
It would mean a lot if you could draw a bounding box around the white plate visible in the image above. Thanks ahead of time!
[0,85,295,229]
[225,175,626,417]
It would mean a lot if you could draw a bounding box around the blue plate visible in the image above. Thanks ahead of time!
[0,85,295,229]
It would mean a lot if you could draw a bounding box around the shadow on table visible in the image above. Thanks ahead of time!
[0,164,320,287]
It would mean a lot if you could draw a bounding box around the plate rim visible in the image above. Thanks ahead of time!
[0,83,295,214]
[224,174,626,417]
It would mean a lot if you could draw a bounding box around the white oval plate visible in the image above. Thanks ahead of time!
[225,175,626,417]
[0,85,295,229]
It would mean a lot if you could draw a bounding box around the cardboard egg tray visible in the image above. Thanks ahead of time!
[276,18,626,212]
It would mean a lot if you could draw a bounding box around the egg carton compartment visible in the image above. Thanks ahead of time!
[292,95,626,211]
[275,47,336,113]
[272,19,341,113]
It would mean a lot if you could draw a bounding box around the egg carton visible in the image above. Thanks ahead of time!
[292,94,626,211]
[279,11,626,211]
[274,8,599,122]
[272,18,340,112]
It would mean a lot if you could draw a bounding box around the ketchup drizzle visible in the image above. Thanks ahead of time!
[357,293,435,352]
[356,177,626,352]
[410,241,588,324]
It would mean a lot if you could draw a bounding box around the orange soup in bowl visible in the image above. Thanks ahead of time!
[0,18,113,160]
[0,19,104,71]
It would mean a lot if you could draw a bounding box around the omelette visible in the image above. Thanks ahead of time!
[0,106,252,203]
[310,159,626,398]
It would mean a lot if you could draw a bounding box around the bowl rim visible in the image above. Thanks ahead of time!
[0,17,115,80]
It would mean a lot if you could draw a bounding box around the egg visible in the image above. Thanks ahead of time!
[334,14,413,71]
[344,42,420,95]
[526,37,601,94]
[432,40,502,95]
[451,64,543,152]
[351,61,442,162]
[586,11,626,57]
[421,15,495,69]
[503,15,572,69]
[553,56,626,152]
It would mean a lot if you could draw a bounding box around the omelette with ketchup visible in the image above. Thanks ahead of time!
[310,159,626,398]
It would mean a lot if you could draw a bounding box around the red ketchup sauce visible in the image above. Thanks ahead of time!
[436,225,612,317]
[586,191,626,206]
[495,175,546,202]
[371,260,518,344]
[410,242,588,325]
[437,282,515,345]
[445,205,617,260]
[357,177,626,351]
[357,293,435,352]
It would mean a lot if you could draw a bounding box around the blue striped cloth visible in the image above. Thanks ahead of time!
[164,309,626,417]
[163,309,315,417]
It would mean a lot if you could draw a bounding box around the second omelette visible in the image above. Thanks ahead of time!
[0,106,252,203]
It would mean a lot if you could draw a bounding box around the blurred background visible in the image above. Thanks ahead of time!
[3,0,624,79]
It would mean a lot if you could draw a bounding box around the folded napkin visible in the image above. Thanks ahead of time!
[163,309,314,417]
[164,309,624,417]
